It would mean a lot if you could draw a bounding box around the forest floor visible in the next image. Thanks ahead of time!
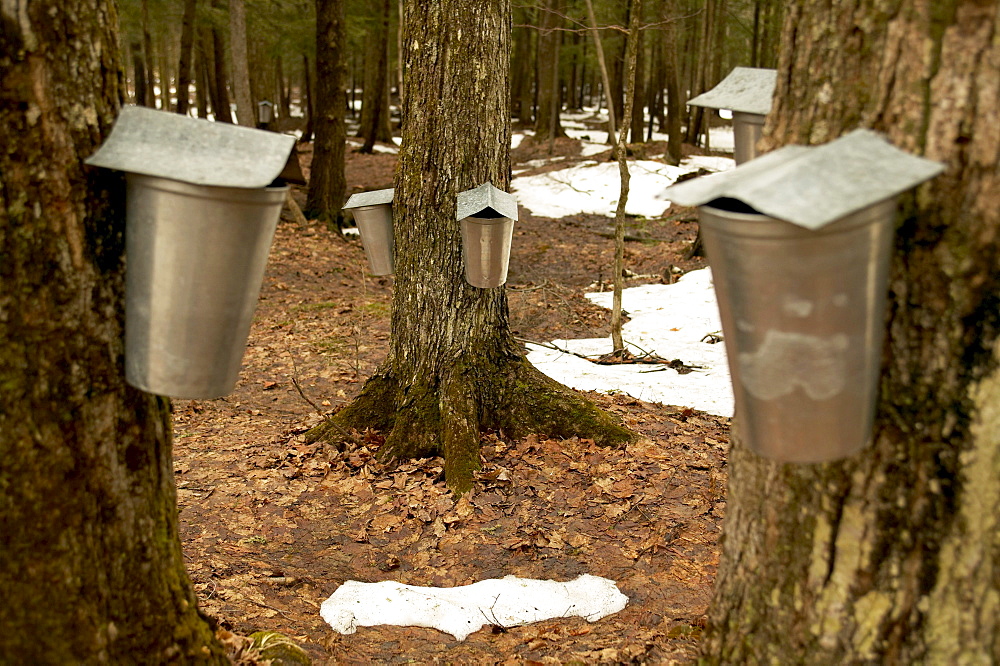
[173,129,732,664]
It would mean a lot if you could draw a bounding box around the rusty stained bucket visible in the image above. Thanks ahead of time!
[460,212,515,288]
[125,174,287,399]
[698,198,897,463]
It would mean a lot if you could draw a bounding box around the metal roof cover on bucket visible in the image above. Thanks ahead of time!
[660,129,945,230]
[688,67,777,116]
[344,188,394,209]
[85,106,295,188]
[456,182,519,221]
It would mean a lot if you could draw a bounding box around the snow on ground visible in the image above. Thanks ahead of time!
[513,160,694,219]
[322,575,628,641]
[525,269,734,417]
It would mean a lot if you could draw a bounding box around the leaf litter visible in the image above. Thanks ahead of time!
[174,135,731,663]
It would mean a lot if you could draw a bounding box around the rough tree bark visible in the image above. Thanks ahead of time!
[358,0,394,152]
[307,0,633,493]
[0,0,226,661]
[705,1,1000,662]
[305,0,347,224]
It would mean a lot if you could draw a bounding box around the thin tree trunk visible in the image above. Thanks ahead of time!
[359,0,394,151]
[195,35,211,118]
[0,0,227,661]
[610,0,642,355]
[229,0,255,126]
[176,0,198,114]
[302,53,315,142]
[131,41,152,107]
[210,0,233,122]
[629,13,645,144]
[305,0,347,223]
[584,0,616,143]
[142,0,156,106]
[534,0,565,142]
[706,2,1000,662]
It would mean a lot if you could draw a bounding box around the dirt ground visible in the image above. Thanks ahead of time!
[173,129,732,664]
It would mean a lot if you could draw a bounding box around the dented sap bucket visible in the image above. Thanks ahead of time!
[344,189,394,275]
[85,106,295,398]
[457,182,518,288]
[124,175,286,398]
[460,212,516,288]
[732,112,766,165]
[660,129,945,462]
[699,198,896,462]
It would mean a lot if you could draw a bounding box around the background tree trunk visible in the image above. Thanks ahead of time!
[0,0,225,661]
[308,0,633,493]
[706,1,1000,662]
[229,0,255,126]
[176,0,198,114]
[305,0,347,223]
[131,40,152,106]
[533,0,565,141]
[210,0,233,123]
[358,0,394,152]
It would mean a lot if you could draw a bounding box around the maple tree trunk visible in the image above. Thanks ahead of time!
[307,0,633,494]
[209,0,233,123]
[305,0,347,223]
[706,1,1000,662]
[0,0,225,661]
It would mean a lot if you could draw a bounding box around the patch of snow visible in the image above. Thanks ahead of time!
[512,159,699,219]
[680,155,736,173]
[526,268,734,417]
[321,574,628,641]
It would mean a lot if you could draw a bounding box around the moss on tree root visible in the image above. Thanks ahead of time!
[306,355,635,493]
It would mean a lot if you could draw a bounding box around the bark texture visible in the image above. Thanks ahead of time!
[308,0,633,493]
[705,1,1000,662]
[0,0,225,662]
[305,0,347,223]
[228,0,254,126]
[533,0,565,141]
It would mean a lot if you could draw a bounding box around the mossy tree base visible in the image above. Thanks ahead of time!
[307,354,634,493]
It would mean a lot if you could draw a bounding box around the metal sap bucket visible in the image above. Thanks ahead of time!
[460,212,515,288]
[456,182,518,289]
[353,204,395,275]
[344,188,394,275]
[698,199,896,462]
[124,174,287,398]
[732,112,766,165]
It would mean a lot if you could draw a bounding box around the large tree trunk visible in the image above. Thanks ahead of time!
[0,0,225,661]
[358,0,394,152]
[305,0,347,223]
[308,0,633,493]
[706,1,1000,662]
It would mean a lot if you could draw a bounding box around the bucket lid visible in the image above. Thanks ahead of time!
[687,67,777,116]
[660,129,945,230]
[85,106,295,188]
[456,182,518,221]
[344,188,394,209]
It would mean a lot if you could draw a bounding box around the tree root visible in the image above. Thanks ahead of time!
[306,355,635,493]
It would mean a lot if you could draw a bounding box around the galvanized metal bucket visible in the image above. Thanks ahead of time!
[460,213,515,288]
[698,198,897,462]
[732,112,765,165]
[124,174,287,399]
[353,204,395,275]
